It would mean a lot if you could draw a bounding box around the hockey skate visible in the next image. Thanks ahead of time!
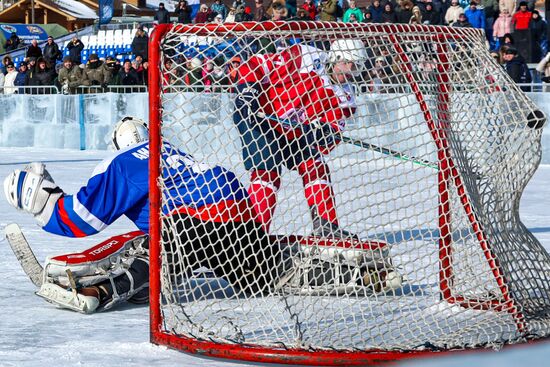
[311,213,359,240]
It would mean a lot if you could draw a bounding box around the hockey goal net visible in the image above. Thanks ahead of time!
[148,22,550,365]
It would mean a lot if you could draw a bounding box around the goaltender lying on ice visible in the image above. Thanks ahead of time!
[3,116,402,314]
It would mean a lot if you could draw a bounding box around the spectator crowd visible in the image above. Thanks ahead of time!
[0,0,548,94]
[1,32,150,94]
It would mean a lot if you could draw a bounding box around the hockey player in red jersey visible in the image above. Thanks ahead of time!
[233,39,367,237]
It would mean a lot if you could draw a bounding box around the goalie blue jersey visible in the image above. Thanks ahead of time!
[43,141,249,237]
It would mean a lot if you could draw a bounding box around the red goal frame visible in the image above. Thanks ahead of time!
[147,22,525,365]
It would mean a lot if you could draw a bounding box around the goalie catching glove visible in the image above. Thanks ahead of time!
[3,162,63,226]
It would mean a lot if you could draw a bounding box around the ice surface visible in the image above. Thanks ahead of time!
[0,147,549,367]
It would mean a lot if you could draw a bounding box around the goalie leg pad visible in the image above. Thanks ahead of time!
[38,232,149,311]
[43,231,148,287]
[275,243,402,295]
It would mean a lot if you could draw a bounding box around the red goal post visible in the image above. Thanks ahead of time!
[148,21,550,365]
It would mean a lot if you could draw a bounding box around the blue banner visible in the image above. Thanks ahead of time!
[99,0,114,25]
[0,24,47,43]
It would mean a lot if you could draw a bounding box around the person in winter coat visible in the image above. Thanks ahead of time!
[464,1,485,29]
[493,9,513,44]
[211,0,228,20]
[57,56,85,94]
[2,55,13,75]
[302,0,317,21]
[445,0,464,25]
[290,7,311,20]
[363,9,375,22]
[43,36,62,66]
[117,59,141,90]
[13,62,28,93]
[3,62,18,94]
[140,60,149,86]
[381,3,397,23]
[409,6,423,24]
[131,28,149,59]
[235,6,253,21]
[480,0,499,40]
[67,36,85,65]
[529,10,547,62]
[368,0,383,23]
[82,54,112,90]
[26,39,43,59]
[26,58,56,94]
[504,47,532,91]
[4,32,21,52]
[175,0,192,23]
[269,1,288,20]
[155,2,171,24]
[344,0,364,22]
[318,0,338,21]
[397,0,414,23]
[511,1,531,31]
[422,3,441,25]
[195,4,214,23]
[453,12,473,27]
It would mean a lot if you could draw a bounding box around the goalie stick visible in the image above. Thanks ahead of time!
[4,223,44,287]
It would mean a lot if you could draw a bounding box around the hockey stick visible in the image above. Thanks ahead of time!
[259,113,438,169]
[4,223,44,287]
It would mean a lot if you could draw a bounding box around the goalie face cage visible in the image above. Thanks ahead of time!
[148,22,550,365]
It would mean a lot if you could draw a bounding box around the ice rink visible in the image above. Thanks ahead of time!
[0,147,549,367]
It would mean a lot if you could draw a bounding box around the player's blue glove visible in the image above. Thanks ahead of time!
[302,120,340,148]
[235,82,261,122]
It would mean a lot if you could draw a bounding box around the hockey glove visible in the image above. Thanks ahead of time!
[235,82,261,123]
[302,120,341,149]
[4,162,64,226]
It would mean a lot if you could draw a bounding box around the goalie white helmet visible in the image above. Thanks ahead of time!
[328,39,367,76]
[112,116,148,150]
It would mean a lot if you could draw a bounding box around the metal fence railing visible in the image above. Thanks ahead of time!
[1,82,550,96]
[73,85,148,94]
[0,85,60,94]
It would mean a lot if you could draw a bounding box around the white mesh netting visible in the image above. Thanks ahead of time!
[150,22,550,358]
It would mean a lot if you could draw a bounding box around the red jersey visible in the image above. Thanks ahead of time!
[238,44,356,142]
